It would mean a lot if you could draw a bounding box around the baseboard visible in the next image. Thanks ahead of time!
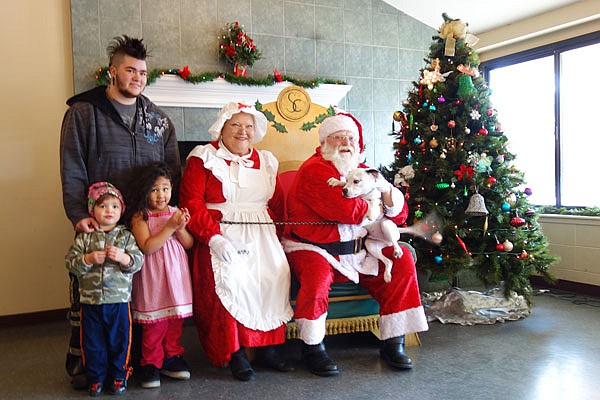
[530,276,600,298]
[0,308,68,328]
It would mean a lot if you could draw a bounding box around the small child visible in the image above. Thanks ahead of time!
[127,161,194,389]
[65,182,143,397]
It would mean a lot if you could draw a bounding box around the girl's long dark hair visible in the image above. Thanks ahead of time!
[122,161,173,227]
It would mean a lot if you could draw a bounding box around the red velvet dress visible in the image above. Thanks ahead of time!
[180,142,292,367]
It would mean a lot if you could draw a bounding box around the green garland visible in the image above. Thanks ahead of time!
[94,67,346,88]
[536,206,600,217]
[255,101,336,133]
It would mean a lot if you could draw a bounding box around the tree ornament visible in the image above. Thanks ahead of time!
[393,110,405,122]
[438,96,446,103]
[507,193,517,206]
[419,58,451,89]
[454,164,474,181]
[470,109,481,120]
[524,187,533,196]
[414,209,424,219]
[457,73,476,98]
[430,124,439,131]
[429,138,439,148]
[487,176,497,186]
[503,240,514,252]
[432,231,443,244]
[496,154,505,164]
[447,120,456,128]
[455,234,471,256]
[496,243,505,251]
[478,127,488,136]
[525,208,535,217]
[520,250,528,259]
[510,214,526,228]
[486,109,494,116]
[436,182,450,189]
[465,192,489,216]
[501,202,511,212]
[434,255,443,264]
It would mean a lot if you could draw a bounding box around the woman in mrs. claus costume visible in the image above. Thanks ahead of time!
[180,102,293,381]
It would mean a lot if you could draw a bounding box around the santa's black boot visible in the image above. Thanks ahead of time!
[380,336,413,369]
[302,342,339,377]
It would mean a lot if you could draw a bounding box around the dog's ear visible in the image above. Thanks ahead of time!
[365,168,380,180]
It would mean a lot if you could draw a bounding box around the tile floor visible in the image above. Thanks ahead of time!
[1,290,599,400]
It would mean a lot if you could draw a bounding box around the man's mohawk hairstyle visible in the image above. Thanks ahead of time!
[107,35,148,65]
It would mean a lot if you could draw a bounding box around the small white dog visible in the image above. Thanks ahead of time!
[328,168,402,283]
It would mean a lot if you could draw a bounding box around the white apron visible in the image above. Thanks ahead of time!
[203,148,293,331]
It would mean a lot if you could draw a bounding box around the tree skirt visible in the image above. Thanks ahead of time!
[422,287,531,325]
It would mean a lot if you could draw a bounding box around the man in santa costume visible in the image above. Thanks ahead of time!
[282,112,428,377]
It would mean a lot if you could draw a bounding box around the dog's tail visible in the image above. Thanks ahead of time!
[397,211,442,243]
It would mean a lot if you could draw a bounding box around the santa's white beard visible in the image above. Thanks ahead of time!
[321,142,360,177]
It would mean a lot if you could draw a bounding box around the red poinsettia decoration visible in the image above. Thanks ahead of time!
[218,22,262,67]
[177,65,191,80]
[454,163,474,181]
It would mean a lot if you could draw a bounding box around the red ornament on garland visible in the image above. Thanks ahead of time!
[478,128,488,136]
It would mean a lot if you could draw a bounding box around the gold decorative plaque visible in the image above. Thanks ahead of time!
[276,86,311,121]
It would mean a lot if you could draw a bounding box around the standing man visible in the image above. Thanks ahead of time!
[282,112,428,377]
[60,35,181,389]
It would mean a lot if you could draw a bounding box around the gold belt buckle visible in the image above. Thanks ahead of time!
[353,237,362,254]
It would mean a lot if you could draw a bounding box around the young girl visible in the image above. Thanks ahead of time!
[127,162,194,389]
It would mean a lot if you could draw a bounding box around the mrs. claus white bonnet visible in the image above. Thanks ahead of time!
[208,102,268,144]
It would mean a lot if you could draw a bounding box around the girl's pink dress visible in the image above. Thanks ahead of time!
[132,206,193,323]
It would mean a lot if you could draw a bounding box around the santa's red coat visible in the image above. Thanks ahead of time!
[283,148,428,343]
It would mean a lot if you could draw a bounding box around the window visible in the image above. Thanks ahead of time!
[482,32,600,208]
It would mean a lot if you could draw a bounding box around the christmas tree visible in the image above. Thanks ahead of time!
[382,14,558,301]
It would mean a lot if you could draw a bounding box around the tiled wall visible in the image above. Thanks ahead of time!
[539,215,600,286]
[70,0,435,167]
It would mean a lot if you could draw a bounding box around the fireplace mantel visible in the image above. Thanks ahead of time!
[142,75,352,108]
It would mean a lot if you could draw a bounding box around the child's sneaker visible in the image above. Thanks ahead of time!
[160,355,191,380]
[109,379,127,395]
[139,364,161,388]
[88,382,103,397]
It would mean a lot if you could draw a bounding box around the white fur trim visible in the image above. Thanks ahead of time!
[383,186,405,217]
[208,102,268,143]
[379,306,429,340]
[296,313,328,345]
[281,238,359,283]
[318,115,359,143]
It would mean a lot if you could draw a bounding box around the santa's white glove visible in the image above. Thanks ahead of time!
[375,177,393,193]
[208,234,237,264]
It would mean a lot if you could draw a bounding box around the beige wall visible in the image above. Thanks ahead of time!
[476,0,600,60]
[0,0,74,316]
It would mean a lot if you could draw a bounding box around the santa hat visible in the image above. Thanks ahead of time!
[208,102,268,144]
[87,181,125,216]
[318,111,364,154]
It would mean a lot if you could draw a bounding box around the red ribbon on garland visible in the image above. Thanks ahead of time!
[177,65,191,80]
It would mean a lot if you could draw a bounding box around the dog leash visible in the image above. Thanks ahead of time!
[220,220,337,225]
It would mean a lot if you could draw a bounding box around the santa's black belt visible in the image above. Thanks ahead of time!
[291,232,365,256]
